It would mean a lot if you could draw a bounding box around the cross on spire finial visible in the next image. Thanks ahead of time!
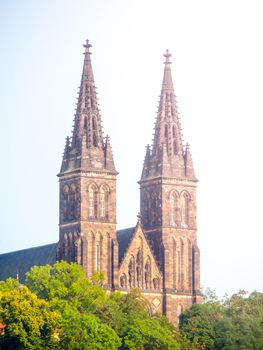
[83,39,92,53]
[164,49,172,64]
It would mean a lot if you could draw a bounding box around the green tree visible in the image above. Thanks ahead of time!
[26,262,121,349]
[180,289,263,350]
[179,302,219,350]
[123,315,180,350]
[0,283,59,350]
[215,291,263,350]
[59,308,121,350]
[25,262,183,349]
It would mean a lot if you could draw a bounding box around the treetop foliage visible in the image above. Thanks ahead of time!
[0,262,262,349]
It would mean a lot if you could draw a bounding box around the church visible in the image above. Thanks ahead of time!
[0,40,201,324]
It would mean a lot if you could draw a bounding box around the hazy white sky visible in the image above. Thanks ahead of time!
[1,0,263,297]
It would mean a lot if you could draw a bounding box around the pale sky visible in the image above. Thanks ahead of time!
[1,0,263,297]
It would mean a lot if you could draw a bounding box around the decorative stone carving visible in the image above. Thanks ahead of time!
[128,256,135,288]
[145,258,151,289]
[120,273,127,288]
[136,248,142,287]
[153,277,160,290]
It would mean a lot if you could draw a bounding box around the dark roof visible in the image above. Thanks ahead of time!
[116,227,135,264]
[0,228,136,283]
[0,243,57,283]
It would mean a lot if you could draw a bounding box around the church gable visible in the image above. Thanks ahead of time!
[118,224,162,292]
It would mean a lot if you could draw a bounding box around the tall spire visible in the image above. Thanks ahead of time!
[72,39,103,150]
[59,40,116,175]
[141,50,195,180]
[152,50,183,158]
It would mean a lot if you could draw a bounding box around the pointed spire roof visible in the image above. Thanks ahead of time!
[152,50,183,158]
[59,40,116,175]
[140,50,195,180]
[71,39,103,150]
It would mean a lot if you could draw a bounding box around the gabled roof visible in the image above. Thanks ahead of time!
[0,226,152,282]
[116,227,135,264]
[0,243,57,283]
[118,224,162,278]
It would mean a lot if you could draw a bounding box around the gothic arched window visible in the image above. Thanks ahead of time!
[96,243,100,271]
[188,239,193,291]
[181,193,189,228]
[128,256,135,288]
[88,185,96,218]
[101,187,109,219]
[150,194,158,226]
[99,188,105,218]
[170,192,178,226]
[145,257,151,289]
[164,124,168,138]
[178,239,184,290]
[136,248,143,287]
[63,185,69,220]
[68,232,73,262]
[68,184,77,220]
[178,240,185,290]
[92,115,98,147]
[120,273,127,288]
[173,240,177,289]
[107,233,111,285]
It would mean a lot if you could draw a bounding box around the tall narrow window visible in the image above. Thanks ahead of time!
[188,240,192,291]
[181,195,189,227]
[164,124,168,138]
[92,115,96,129]
[68,185,76,220]
[89,187,95,218]
[151,195,158,225]
[178,251,181,287]
[173,241,177,289]
[145,258,151,289]
[63,185,69,220]
[170,193,177,226]
[128,256,135,288]
[96,244,100,271]
[99,189,105,218]
[107,234,111,284]
[180,239,184,289]
[92,116,98,147]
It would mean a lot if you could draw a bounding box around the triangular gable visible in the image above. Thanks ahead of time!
[118,224,162,291]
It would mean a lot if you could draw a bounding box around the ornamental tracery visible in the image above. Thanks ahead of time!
[128,256,135,288]
[121,248,160,291]
[88,183,110,220]
[63,184,79,221]
[136,248,143,287]
[144,257,151,289]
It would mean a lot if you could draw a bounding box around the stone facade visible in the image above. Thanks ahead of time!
[56,41,201,324]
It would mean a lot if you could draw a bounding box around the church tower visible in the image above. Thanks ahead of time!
[139,51,201,323]
[57,41,118,289]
